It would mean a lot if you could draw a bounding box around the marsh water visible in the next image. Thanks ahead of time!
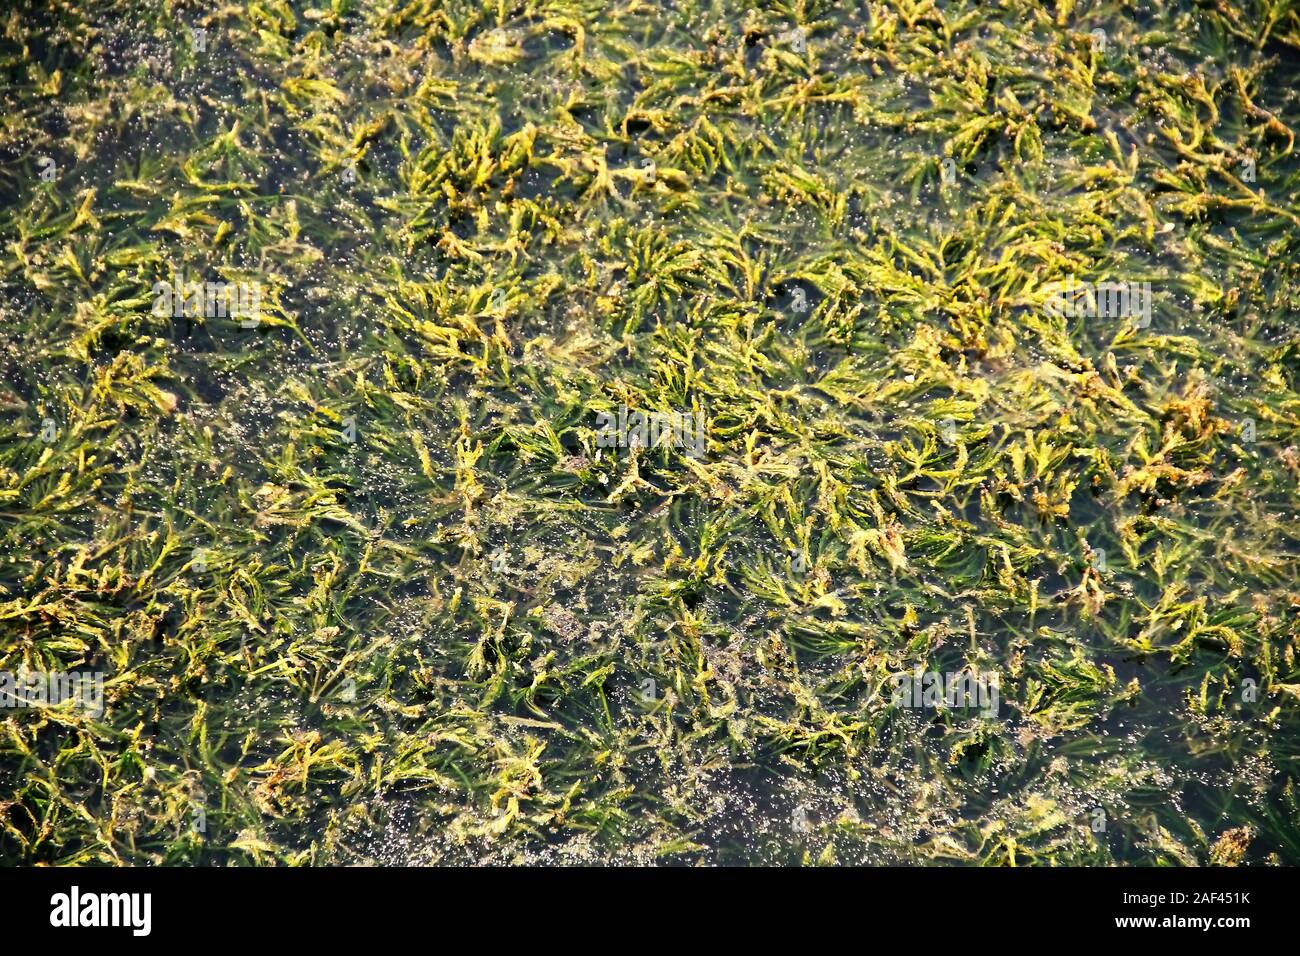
[2,1,1299,865]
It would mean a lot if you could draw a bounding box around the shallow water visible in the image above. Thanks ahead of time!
[1,0,1299,866]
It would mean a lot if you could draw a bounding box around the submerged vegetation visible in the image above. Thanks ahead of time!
[2,0,1300,866]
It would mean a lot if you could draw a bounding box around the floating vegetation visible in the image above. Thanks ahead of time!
[1,0,1300,867]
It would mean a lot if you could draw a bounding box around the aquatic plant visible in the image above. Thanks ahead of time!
[2,0,1300,865]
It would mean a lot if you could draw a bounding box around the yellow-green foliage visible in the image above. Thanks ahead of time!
[1,0,1300,865]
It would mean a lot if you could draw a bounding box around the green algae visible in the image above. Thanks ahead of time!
[1,0,1300,865]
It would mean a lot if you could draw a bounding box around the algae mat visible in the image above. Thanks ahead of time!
[2,0,1300,865]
